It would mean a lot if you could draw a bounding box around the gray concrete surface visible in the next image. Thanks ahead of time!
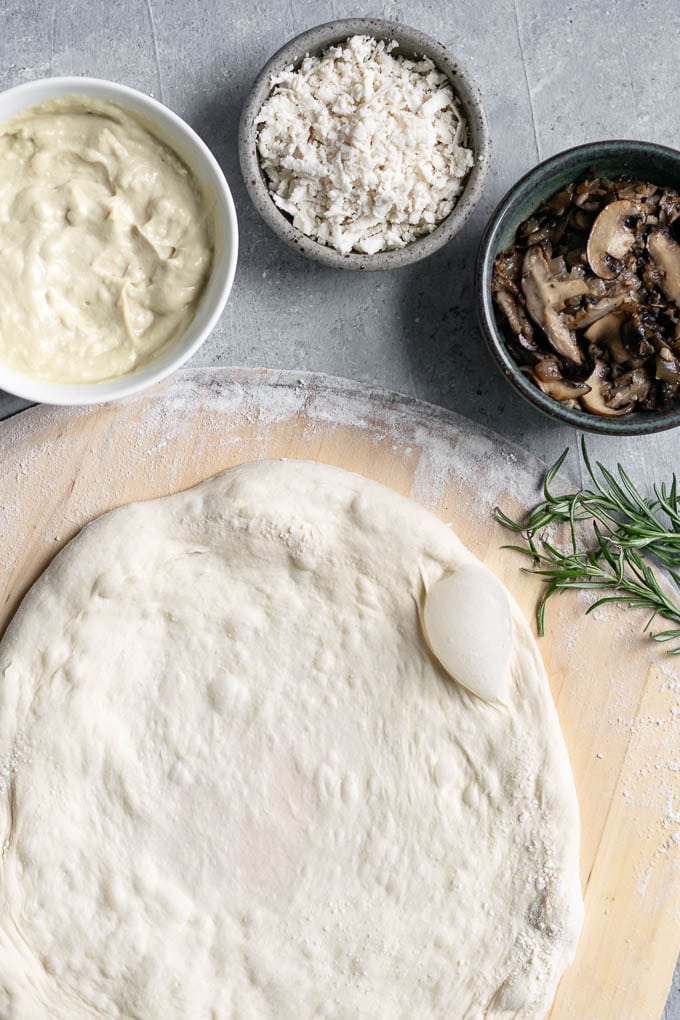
[1,0,679,1014]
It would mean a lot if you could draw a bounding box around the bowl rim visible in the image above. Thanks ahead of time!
[239,17,491,271]
[0,75,239,406]
[476,138,680,436]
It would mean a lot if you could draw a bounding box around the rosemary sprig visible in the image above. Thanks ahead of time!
[495,438,680,654]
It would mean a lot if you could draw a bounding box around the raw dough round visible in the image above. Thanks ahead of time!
[0,461,582,1019]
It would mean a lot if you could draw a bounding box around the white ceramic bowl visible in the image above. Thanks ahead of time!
[0,77,238,405]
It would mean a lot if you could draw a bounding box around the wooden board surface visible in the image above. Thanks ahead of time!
[0,367,677,1020]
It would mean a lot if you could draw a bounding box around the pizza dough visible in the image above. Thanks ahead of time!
[0,460,582,1019]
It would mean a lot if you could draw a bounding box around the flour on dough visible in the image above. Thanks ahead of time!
[0,461,582,1019]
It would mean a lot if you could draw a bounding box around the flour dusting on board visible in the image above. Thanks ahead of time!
[104,370,544,512]
[0,369,540,573]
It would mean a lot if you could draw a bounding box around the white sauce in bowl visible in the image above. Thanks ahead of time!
[0,97,213,384]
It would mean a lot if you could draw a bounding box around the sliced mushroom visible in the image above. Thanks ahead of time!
[521,246,587,363]
[492,174,680,418]
[565,287,637,330]
[658,189,680,228]
[616,179,658,201]
[669,309,680,342]
[584,311,632,365]
[647,230,680,307]
[532,357,591,401]
[520,217,555,246]
[574,177,608,211]
[607,367,651,409]
[655,345,680,385]
[658,382,680,406]
[544,183,574,216]
[586,200,646,280]
[579,361,629,416]
[622,307,662,357]
[548,255,568,275]
[572,209,595,232]
[494,289,535,346]
[492,247,522,295]
[641,253,666,293]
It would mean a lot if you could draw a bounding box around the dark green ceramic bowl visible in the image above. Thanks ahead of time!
[476,140,680,436]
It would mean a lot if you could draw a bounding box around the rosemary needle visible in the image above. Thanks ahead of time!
[495,438,680,654]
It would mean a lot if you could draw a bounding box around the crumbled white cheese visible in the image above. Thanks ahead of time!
[256,35,475,256]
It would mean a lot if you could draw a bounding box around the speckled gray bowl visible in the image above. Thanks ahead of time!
[476,140,680,436]
[239,19,490,271]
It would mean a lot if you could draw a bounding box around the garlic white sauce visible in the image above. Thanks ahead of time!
[0,97,213,384]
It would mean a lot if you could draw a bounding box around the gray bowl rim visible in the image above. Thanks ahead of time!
[476,138,680,436]
[239,17,491,271]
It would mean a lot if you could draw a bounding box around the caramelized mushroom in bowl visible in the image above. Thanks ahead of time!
[476,140,680,435]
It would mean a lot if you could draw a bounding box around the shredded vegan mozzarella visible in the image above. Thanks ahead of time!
[256,35,475,255]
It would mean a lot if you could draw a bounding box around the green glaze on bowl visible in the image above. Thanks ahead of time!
[476,140,680,436]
